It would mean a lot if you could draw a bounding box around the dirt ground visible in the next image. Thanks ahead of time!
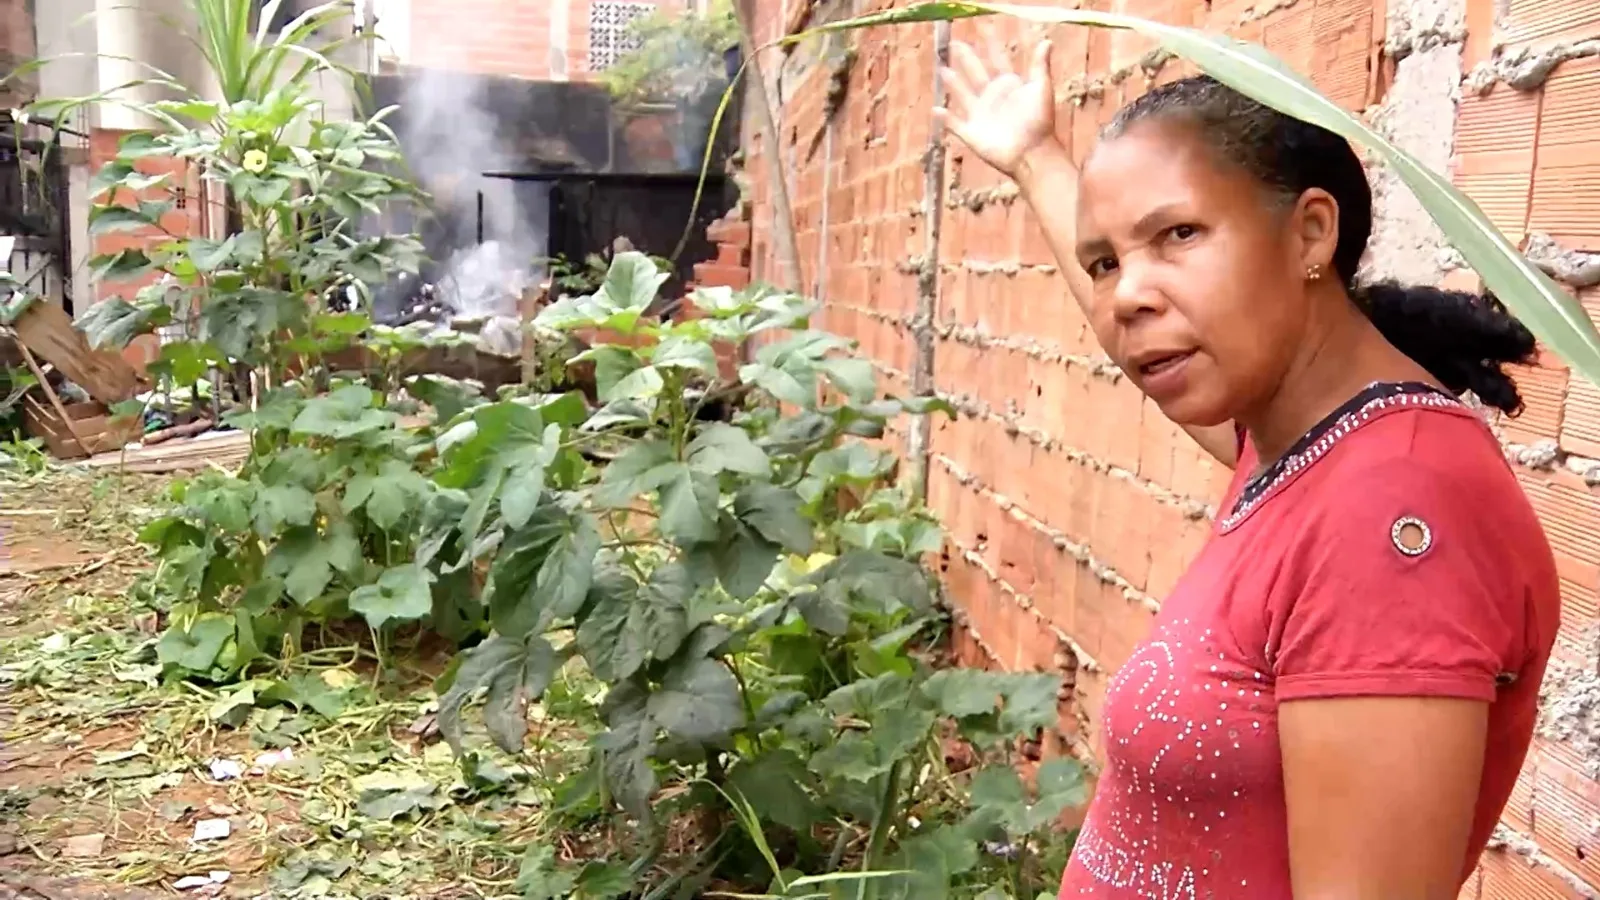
[1,471,253,897]
[0,467,590,900]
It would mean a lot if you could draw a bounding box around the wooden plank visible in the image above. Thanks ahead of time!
[16,340,92,458]
[78,430,251,474]
[9,300,142,404]
[22,399,139,460]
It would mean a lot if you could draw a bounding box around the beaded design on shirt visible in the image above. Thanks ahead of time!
[1068,621,1268,898]
[1218,387,1461,535]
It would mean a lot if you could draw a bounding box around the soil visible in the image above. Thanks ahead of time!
[0,475,274,899]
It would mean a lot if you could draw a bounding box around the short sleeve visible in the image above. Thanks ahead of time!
[1269,448,1524,704]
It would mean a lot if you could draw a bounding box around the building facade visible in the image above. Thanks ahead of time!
[374,0,691,81]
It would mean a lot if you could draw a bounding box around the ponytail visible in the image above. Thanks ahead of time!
[1353,281,1536,415]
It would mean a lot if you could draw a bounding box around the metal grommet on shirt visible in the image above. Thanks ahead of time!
[1390,515,1433,557]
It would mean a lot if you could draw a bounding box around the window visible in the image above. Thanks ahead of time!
[251,0,313,34]
[588,1,656,71]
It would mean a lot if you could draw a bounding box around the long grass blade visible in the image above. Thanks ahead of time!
[253,0,291,49]
[251,2,359,98]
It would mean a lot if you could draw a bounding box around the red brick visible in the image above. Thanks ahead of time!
[1478,846,1584,900]
[1453,84,1541,244]
[1529,752,1600,886]
[1528,59,1600,247]
[690,262,749,290]
[1500,0,1600,49]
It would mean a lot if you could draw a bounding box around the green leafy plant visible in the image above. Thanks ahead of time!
[16,5,1100,895]
[598,0,740,107]
[539,251,674,297]
[21,0,442,693]
[429,252,1084,898]
[20,1,428,399]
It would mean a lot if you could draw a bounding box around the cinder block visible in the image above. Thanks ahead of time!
[1500,0,1600,49]
[1528,59,1600,246]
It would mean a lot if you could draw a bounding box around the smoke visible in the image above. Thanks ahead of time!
[393,68,550,321]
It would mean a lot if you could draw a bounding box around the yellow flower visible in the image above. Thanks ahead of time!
[242,149,269,173]
[798,552,836,574]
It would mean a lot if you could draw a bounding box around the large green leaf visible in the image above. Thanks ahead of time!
[515,846,578,900]
[657,465,721,545]
[157,613,235,672]
[191,477,254,534]
[576,564,692,682]
[292,384,394,439]
[151,341,224,389]
[438,402,565,531]
[85,246,156,281]
[88,200,174,235]
[689,514,780,600]
[726,749,823,832]
[967,757,1087,836]
[598,250,671,313]
[824,672,919,718]
[251,481,316,534]
[90,161,170,199]
[800,550,936,630]
[574,345,646,401]
[651,334,720,375]
[482,506,602,637]
[436,632,559,753]
[921,669,1063,745]
[687,422,770,476]
[598,680,658,818]
[810,707,935,783]
[349,564,434,630]
[343,460,430,531]
[265,523,362,605]
[201,290,307,360]
[499,424,560,530]
[815,0,1600,386]
[888,824,982,900]
[733,482,816,554]
[593,439,678,508]
[646,657,745,743]
[76,295,171,349]
[607,364,666,402]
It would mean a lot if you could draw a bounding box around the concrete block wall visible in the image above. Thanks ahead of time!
[741,0,1600,893]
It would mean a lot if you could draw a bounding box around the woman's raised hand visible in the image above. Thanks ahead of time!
[936,26,1061,179]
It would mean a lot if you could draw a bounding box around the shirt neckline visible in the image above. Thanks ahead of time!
[1219,380,1461,534]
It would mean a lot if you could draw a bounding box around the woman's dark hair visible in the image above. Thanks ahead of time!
[1101,75,1536,415]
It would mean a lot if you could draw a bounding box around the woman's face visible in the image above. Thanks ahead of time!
[1074,119,1315,427]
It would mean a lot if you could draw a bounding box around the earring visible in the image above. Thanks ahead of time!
[1306,264,1324,282]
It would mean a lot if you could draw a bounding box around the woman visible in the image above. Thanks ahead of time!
[936,27,1561,900]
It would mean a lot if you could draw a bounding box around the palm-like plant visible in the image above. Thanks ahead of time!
[190,0,364,106]
[12,0,424,384]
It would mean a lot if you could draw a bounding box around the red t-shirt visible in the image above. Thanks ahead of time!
[1059,382,1559,899]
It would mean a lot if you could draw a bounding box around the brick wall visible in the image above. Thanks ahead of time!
[743,0,1600,894]
[406,0,685,81]
[87,128,207,372]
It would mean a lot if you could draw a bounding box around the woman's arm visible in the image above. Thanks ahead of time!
[1272,444,1517,899]
[940,35,1239,469]
[1280,697,1487,900]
